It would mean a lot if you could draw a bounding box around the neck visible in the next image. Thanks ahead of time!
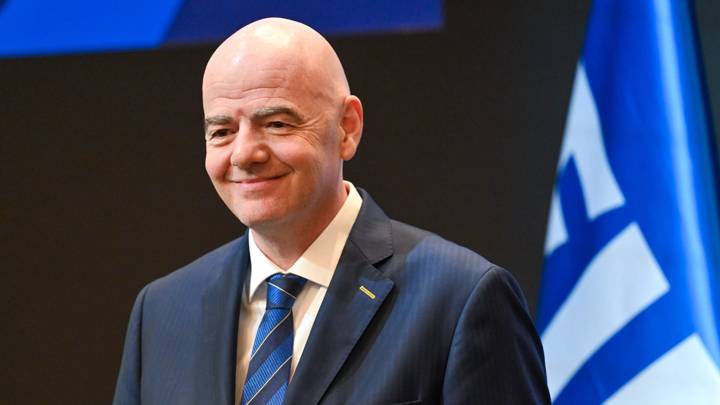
[251,184,348,270]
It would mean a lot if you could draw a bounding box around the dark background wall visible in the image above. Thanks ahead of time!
[1,1,717,403]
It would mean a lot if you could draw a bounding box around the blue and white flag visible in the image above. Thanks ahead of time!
[537,0,720,403]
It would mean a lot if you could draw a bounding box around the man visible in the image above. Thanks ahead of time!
[114,17,550,405]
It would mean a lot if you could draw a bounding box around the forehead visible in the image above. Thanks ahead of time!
[202,53,312,113]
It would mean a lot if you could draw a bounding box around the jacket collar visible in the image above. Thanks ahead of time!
[195,235,250,405]
[284,189,396,404]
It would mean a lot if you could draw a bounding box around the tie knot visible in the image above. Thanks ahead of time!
[266,273,306,309]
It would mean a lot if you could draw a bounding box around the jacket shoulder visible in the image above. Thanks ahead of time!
[144,236,246,297]
[389,219,497,281]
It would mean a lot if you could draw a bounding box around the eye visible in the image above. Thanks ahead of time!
[267,121,287,129]
[264,120,294,134]
[207,128,230,139]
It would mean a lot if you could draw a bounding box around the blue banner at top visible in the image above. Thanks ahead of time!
[0,0,442,58]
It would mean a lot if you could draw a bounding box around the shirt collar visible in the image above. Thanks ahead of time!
[247,181,363,301]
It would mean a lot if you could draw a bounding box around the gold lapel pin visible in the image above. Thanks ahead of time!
[359,285,376,300]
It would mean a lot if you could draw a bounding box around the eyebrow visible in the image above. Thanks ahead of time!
[203,107,305,133]
[251,106,304,122]
[203,115,233,132]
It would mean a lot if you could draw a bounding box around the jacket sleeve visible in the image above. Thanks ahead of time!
[442,267,551,404]
[113,285,149,405]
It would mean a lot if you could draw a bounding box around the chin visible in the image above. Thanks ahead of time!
[229,204,288,230]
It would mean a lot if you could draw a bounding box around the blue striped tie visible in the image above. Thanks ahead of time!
[242,273,306,405]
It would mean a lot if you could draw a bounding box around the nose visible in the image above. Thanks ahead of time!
[229,123,270,169]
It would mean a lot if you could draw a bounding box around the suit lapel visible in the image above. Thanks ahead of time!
[194,235,250,405]
[285,191,395,405]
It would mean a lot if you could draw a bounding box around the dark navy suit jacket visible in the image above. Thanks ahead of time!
[113,191,550,404]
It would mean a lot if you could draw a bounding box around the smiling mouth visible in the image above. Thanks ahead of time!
[235,174,287,184]
[229,174,287,191]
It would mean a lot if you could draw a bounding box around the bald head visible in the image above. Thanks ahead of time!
[203,18,349,105]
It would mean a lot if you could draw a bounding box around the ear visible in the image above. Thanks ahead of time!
[338,95,363,161]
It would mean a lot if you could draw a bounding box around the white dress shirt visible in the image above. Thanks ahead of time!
[234,182,363,404]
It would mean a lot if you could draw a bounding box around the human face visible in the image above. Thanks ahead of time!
[202,58,346,233]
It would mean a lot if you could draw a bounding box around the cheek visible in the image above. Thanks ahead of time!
[205,149,229,180]
[270,138,314,166]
